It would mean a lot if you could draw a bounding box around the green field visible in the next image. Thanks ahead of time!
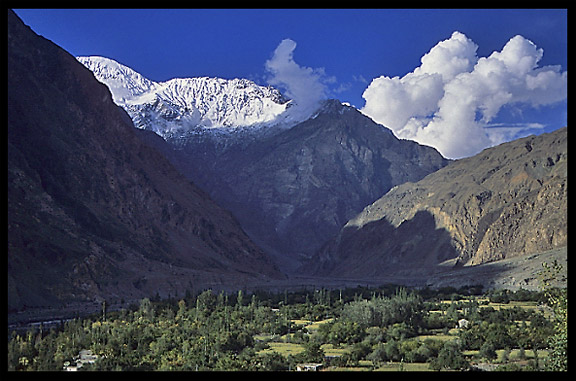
[259,342,304,356]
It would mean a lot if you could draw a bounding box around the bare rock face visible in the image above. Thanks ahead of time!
[7,10,282,310]
[77,51,450,274]
[311,127,567,278]
[176,100,449,271]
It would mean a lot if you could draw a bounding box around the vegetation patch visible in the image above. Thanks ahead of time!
[8,279,567,371]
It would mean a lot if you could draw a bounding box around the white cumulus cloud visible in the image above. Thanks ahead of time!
[361,31,567,159]
[265,38,331,119]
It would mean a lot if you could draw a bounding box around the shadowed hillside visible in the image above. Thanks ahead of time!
[7,10,282,311]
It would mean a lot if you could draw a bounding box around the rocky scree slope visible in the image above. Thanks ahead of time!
[311,127,567,278]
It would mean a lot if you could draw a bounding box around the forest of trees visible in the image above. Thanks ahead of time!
[8,281,567,372]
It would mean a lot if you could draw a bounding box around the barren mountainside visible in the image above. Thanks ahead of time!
[8,8,566,313]
[7,10,282,311]
[175,100,449,271]
[310,127,567,278]
[79,57,450,272]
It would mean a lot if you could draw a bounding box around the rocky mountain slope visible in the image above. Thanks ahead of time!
[7,10,282,311]
[310,127,567,279]
[77,57,450,272]
[190,100,449,270]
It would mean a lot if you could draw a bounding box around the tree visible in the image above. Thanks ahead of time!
[255,352,288,371]
[488,289,510,304]
[479,341,497,361]
[325,320,365,345]
[138,298,155,321]
[367,343,387,367]
[430,340,469,371]
[340,288,422,328]
[384,339,401,362]
[176,299,187,321]
[539,261,568,371]
[299,342,324,363]
[236,290,244,308]
[102,300,107,321]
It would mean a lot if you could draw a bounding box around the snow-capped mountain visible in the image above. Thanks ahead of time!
[77,56,157,103]
[78,56,296,139]
[77,55,449,274]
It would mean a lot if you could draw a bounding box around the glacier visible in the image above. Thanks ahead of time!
[77,56,320,141]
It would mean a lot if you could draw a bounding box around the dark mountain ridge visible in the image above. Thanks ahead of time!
[9,8,565,317]
[165,100,449,271]
[7,10,282,311]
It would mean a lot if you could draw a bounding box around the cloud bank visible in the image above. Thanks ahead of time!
[361,31,567,158]
[265,39,330,119]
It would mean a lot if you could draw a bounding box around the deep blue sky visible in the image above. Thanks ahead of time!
[13,9,567,106]
[13,9,567,156]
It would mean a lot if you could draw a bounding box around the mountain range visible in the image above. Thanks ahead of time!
[8,9,567,314]
[77,56,295,141]
[78,56,449,271]
[8,10,282,311]
[309,127,567,287]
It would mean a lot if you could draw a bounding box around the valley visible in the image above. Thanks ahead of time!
[78,56,451,271]
[6,9,568,372]
[7,7,566,353]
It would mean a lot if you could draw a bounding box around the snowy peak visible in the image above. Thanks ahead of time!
[77,56,292,138]
[77,56,157,104]
[157,76,289,127]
